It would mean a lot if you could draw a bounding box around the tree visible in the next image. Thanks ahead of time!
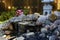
[0,2,5,12]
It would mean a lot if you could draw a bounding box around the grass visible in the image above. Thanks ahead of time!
[0,20,9,24]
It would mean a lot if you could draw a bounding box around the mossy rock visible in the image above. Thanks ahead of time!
[49,14,57,21]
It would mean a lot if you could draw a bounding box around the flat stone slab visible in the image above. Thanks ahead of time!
[0,37,7,40]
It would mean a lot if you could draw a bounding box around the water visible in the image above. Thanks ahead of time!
[0,23,5,37]
[0,29,4,37]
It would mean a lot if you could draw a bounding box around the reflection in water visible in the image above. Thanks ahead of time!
[0,28,4,37]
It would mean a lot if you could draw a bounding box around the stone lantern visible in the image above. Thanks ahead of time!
[41,0,54,15]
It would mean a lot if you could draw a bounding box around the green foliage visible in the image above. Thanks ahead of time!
[0,8,16,21]
[0,8,29,22]
[23,9,29,15]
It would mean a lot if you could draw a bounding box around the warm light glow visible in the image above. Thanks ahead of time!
[2,1,5,3]
[57,4,60,9]
[52,11,54,14]
[55,0,60,9]
[8,6,11,9]
[54,0,57,3]
[24,6,26,8]
[57,0,60,9]
[27,6,30,9]
[12,6,14,9]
